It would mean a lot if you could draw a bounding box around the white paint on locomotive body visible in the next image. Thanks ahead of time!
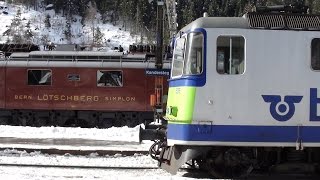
[194,28,314,126]
[159,12,320,178]
[167,16,320,147]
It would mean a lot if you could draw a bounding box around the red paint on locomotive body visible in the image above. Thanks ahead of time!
[6,67,159,111]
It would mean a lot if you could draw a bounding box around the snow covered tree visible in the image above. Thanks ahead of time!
[24,20,34,43]
[4,8,25,43]
[94,27,104,45]
[44,14,51,28]
[64,20,72,43]
[84,1,98,45]
[40,34,50,45]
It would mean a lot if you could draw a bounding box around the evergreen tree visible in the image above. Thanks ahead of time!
[176,0,188,29]
[84,1,98,44]
[118,0,137,31]
[44,14,51,28]
[64,20,72,43]
[5,8,25,43]
[25,20,33,43]
[94,27,104,45]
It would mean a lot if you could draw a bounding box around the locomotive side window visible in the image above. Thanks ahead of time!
[216,36,245,75]
[184,32,203,75]
[28,69,52,85]
[97,70,123,87]
[311,38,320,70]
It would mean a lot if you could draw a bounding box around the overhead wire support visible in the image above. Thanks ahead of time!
[156,0,164,69]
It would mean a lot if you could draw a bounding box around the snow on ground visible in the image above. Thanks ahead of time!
[0,125,211,180]
[0,148,157,168]
[0,125,153,151]
[0,148,194,180]
[0,125,140,141]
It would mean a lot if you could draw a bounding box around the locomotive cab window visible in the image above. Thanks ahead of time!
[311,38,320,70]
[216,36,245,75]
[97,70,123,87]
[171,31,204,78]
[172,36,186,77]
[28,69,52,85]
[184,32,203,75]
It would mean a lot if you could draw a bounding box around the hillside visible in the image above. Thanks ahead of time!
[0,1,141,52]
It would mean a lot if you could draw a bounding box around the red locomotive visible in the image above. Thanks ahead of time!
[0,51,170,128]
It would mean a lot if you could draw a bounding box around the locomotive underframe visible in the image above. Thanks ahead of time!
[158,144,320,178]
[0,109,154,128]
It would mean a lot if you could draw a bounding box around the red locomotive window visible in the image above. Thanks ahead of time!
[28,69,52,85]
[97,70,123,87]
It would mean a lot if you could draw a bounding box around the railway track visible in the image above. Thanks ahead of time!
[0,155,318,179]
[0,163,158,170]
[1,146,318,179]
[0,147,148,156]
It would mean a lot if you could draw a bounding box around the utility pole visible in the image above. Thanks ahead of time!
[156,0,164,69]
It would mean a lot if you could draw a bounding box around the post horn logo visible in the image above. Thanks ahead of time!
[262,95,303,121]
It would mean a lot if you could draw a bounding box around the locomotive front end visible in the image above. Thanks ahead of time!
[165,29,206,128]
[154,28,208,174]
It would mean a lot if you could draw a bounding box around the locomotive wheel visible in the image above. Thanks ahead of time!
[205,148,253,178]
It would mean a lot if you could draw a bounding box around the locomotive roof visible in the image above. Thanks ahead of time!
[9,51,149,61]
[29,51,125,57]
[181,12,320,32]
[2,50,171,69]
[181,17,249,31]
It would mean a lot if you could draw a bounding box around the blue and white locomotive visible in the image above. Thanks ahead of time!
[144,6,320,178]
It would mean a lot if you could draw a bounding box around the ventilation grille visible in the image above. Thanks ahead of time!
[247,13,320,30]
[286,15,320,30]
[247,14,285,29]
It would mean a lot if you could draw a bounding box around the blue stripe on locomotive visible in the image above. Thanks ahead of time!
[167,124,320,143]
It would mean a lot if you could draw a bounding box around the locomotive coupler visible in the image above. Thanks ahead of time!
[139,125,166,143]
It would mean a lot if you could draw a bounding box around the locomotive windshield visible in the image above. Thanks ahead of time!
[171,36,185,77]
[171,32,204,78]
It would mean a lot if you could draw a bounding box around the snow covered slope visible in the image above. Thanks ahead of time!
[0,1,140,52]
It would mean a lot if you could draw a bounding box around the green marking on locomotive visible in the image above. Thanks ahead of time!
[165,86,196,124]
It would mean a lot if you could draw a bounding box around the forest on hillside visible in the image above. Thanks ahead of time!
[3,0,320,45]
[8,0,320,29]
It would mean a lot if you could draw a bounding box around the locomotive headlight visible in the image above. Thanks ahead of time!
[166,106,178,117]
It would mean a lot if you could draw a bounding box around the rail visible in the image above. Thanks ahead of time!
[0,163,158,170]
